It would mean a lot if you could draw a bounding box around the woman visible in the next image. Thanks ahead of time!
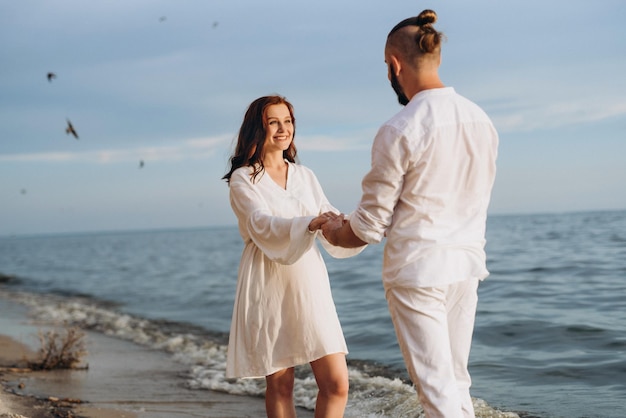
[222,95,364,417]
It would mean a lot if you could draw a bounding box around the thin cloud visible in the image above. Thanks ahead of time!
[0,135,232,164]
[0,152,77,163]
[491,97,626,133]
[297,130,376,152]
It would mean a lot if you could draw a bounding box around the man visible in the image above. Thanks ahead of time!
[321,9,498,418]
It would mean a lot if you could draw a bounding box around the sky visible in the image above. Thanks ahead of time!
[1,0,625,236]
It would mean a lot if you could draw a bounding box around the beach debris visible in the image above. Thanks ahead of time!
[0,367,32,373]
[0,272,18,283]
[65,119,79,140]
[28,327,88,371]
[48,396,83,404]
[47,72,56,82]
[44,396,84,418]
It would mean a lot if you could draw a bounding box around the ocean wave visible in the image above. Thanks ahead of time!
[0,288,520,417]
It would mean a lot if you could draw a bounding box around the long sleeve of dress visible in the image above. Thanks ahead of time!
[229,170,317,265]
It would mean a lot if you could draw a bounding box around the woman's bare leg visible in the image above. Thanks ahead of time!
[310,353,349,418]
[265,367,296,418]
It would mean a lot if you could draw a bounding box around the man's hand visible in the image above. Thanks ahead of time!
[308,211,343,232]
[320,214,345,245]
[322,215,367,248]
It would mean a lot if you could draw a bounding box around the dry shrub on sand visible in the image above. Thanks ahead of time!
[28,327,88,370]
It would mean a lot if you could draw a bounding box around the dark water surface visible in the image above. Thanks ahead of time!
[1,209,625,417]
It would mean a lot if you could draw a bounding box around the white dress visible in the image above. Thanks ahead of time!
[225,162,364,378]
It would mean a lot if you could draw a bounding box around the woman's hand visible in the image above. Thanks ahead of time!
[308,211,344,232]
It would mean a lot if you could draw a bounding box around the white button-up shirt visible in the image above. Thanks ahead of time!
[350,87,499,288]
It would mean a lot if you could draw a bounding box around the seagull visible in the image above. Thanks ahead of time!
[65,119,79,139]
[212,21,219,29]
[47,72,56,82]
[159,16,167,22]
[139,160,145,169]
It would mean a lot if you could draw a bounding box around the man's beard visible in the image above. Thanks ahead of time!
[389,65,409,106]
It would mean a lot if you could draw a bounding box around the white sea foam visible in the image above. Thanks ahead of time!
[0,289,519,417]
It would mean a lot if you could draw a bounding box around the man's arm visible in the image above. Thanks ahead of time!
[321,217,367,248]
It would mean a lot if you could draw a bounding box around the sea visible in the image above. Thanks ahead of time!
[1,209,625,418]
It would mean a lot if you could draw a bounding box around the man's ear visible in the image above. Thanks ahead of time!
[389,54,402,75]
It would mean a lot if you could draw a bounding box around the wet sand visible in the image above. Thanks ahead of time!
[0,297,521,418]
[0,299,314,418]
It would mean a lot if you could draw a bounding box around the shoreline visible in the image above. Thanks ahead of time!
[1,334,112,418]
[0,294,524,418]
[0,298,314,418]
[0,333,286,418]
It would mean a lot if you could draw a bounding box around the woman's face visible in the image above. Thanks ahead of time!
[262,104,293,155]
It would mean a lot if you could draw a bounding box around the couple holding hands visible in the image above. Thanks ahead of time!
[221,9,498,418]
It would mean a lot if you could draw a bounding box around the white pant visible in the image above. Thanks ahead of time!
[385,278,479,418]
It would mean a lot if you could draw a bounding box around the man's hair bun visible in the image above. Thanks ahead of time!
[416,9,437,26]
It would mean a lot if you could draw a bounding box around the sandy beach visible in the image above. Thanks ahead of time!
[0,293,526,418]
[0,298,314,418]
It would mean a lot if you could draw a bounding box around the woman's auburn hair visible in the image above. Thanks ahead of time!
[222,95,297,184]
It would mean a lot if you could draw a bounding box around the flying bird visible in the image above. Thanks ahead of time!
[47,72,56,82]
[159,16,167,22]
[65,119,79,139]
[212,21,219,29]
[139,160,145,169]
